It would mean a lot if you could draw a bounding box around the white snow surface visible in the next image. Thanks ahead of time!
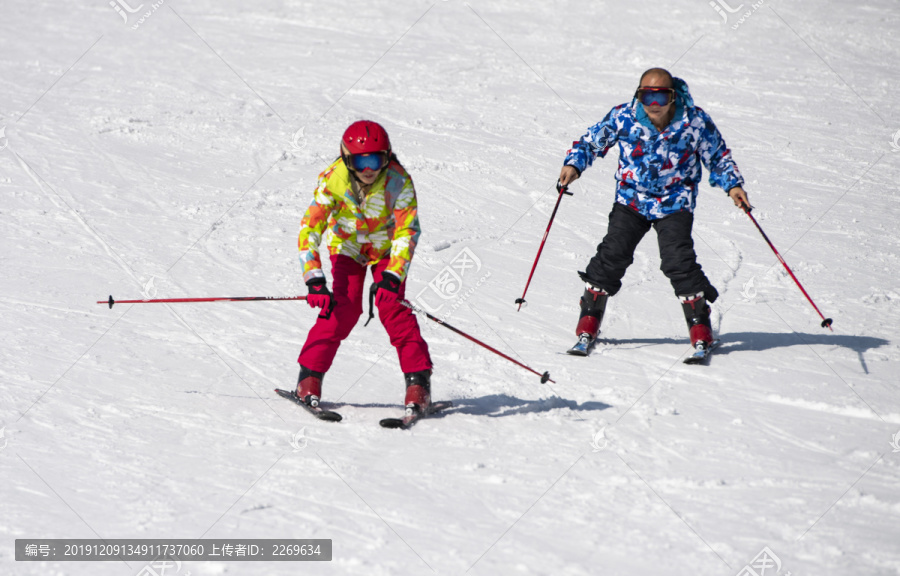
[2,1,899,575]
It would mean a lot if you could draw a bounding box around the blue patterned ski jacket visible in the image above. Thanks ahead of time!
[564,77,743,220]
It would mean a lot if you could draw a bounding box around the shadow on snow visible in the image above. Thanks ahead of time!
[330,394,611,418]
[445,394,611,418]
[716,331,889,374]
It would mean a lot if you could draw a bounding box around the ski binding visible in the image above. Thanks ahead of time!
[275,388,342,422]
[379,401,453,429]
[567,333,596,356]
[683,339,721,364]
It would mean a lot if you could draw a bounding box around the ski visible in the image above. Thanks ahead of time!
[683,339,721,365]
[379,401,453,430]
[566,333,596,356]
[274,388,343,422]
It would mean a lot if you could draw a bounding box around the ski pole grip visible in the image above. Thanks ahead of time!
[321,298,336,320]
[556,181,573,196]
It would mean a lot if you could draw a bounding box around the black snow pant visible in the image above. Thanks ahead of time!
[582,203,716,300]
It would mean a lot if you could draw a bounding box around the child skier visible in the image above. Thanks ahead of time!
[295,120,433,412]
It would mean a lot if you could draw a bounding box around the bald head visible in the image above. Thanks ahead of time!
[639,68,674,89]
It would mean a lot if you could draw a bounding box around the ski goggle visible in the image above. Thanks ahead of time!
[348,152,389,172]
[635,87,675,107]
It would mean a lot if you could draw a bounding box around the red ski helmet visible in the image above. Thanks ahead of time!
[341,120,391,156]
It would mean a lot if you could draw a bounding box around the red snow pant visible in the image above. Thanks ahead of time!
[298,255,432,374]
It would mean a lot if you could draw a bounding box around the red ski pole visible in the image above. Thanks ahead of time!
[401,299,554,384]
[97,294,308,309]
[741,203,833,330]
[515,182,573,311]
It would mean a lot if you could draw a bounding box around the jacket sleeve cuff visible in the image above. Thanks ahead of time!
[303,269,326,283]
[385,259,408,283]
[724,177,745,192]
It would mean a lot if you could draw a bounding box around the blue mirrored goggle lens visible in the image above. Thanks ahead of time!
[637,89,673,106]
[351,153,387,172]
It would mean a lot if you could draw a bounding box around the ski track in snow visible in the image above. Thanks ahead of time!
[2,1,899,575]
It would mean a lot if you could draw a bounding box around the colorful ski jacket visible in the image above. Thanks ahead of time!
[564,77,744,220]
[298,157,421,282]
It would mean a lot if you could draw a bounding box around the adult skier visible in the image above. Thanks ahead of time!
[294,120,433,412]
[559,68,749,356]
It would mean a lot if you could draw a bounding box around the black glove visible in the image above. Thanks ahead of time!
[306,278,334,318]
[374,272,401,306]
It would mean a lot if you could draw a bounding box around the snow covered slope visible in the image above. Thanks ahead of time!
[1,1,899,575]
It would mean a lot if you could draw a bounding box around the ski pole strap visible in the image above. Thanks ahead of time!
[364,283,377,327]
[319,298,336,320]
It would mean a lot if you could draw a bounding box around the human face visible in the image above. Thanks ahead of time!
[356,169,379,185]
[344,151,388,186]
[636,87,675,107]
[638,74,674,127]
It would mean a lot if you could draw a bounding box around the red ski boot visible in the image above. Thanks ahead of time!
[403,370,432,414]
[296,365,324,407]
[680,292,713,348]
[569,284,608,356]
